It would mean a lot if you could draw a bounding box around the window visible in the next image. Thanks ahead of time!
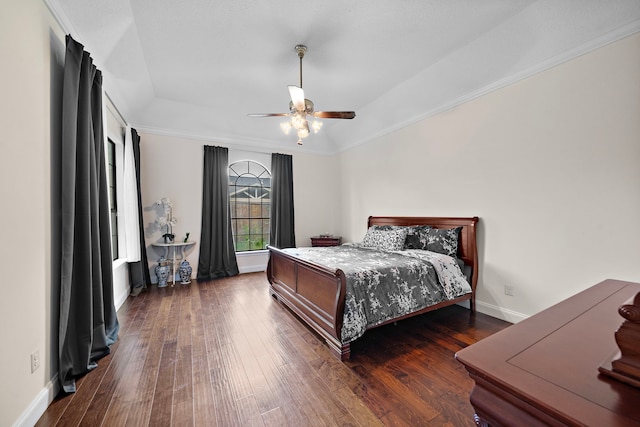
[107,138,119,260]
[228,160,271,251]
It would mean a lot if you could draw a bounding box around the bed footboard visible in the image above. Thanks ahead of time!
[266,245,350,360]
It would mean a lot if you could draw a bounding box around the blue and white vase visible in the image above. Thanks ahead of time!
[155,257,171,287]
[178,259,192,284]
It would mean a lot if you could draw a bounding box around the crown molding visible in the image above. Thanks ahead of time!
[337,20,640,154]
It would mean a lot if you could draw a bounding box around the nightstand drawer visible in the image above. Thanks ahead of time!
[310,236,342,247]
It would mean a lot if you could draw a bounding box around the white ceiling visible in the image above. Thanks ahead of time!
[46,0,640,154]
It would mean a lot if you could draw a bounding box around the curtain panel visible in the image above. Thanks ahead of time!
[58,35,119,393]
[270,153,296,248]
[197,145,239,280]
[127,128,151,294]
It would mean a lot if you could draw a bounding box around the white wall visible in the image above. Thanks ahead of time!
[0,0,63,425]
[337,33,640,322]
[138,133,204,280]
[138,132,340,278]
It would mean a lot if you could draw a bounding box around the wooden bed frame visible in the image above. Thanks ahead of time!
[266,216,479,360]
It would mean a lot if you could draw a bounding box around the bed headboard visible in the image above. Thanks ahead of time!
[368,216,479,292]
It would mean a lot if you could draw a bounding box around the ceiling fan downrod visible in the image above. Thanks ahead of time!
[295,44,306,88]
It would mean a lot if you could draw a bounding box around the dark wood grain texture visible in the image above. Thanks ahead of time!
[310,236,342,247]
[456,279,640,427]
[37,272,509,426]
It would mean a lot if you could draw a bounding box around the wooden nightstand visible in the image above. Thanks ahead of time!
[310,236,342,247]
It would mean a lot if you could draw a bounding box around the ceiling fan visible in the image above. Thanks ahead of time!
[248,44,356,145]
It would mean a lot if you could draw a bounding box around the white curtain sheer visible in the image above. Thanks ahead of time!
[123,125,141,262]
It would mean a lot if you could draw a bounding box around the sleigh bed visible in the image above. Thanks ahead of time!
[266,216,479,360]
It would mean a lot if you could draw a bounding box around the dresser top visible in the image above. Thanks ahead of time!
[456,279,640,426]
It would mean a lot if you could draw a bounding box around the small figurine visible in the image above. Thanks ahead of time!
[184,232,190,243]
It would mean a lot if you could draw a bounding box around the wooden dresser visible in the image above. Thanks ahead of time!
[310,235,342,247]
[455,279,640,427]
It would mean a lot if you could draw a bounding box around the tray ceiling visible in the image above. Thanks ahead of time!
[46,0,640,154]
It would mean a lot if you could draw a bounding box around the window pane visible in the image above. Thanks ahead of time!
[247,161,264,177]
[249,220,263,234]
[239,202,249,218]
[250,237,265,250]
[108,139,118,261]
[236,218,249,233]
[235,238,249,252]
[228,160,271,252]
[250,203,263,218]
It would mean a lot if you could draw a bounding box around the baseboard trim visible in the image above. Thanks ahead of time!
[14,374,59,427]
[238,265,267,274]
[476,300,528,324]
[114,285,129,311]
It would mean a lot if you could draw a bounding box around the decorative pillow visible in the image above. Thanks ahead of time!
[422,227,462,256]
[403,225,433,249]
[370,225,403,231]
[361,226,409,251]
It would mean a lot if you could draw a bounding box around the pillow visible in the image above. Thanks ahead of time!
[403,225,433,249]
[422,227,462,256]
[370,224,403,231]
[361,226,408,251]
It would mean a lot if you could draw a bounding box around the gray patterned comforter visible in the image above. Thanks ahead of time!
[281,245,472,344]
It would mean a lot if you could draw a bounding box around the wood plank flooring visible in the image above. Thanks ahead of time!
[37,272,510,426]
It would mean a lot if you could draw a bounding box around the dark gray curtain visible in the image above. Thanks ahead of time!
[128,128,151,295]
[270,153,296,248]
[58,35,119,393]
[197,145,239,279]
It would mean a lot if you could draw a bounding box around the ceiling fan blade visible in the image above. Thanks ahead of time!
[313,111,356,119]
[288,85,306,112]
[247,113,291,117]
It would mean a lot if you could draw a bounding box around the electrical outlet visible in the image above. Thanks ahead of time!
[504,285,515,296]
[31,351,40,373]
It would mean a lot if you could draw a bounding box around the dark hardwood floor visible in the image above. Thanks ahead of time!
[37,272,510,426]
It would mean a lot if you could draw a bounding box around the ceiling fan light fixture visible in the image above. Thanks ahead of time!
[280,122,292,134]
[297,127,310,139]
[249,44,355,145]
[291,113,306,128]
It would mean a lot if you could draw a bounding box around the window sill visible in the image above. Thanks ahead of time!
[235,249,268,257]
[112,258,127,270]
